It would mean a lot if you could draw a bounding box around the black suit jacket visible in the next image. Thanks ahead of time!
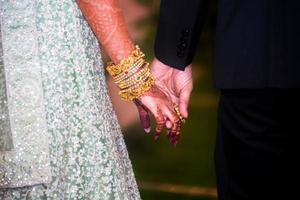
[154,0,300,88]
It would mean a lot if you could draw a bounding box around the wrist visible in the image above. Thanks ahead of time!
[106,46,155,101]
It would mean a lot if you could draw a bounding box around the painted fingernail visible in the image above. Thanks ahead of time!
[144,127,151,134]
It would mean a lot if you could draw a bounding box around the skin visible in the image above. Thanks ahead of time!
[137,58,193,145]
[151,58,193,119]
[151,58,193,127]
[77,0,181,145]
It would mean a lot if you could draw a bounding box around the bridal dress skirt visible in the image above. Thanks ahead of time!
[0,0,140,199]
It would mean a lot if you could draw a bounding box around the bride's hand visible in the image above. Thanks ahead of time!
[77,0,181,145]
[134,85,182,146]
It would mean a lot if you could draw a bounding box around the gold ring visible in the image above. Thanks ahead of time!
[174,105,186,124]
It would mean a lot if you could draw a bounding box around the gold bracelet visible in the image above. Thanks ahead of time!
[119,66,154,101]
[115,60,145,84]
[119,63,151,89]
[119,76,155,101]
[106,46,155,101]
[120,71,150,91]
[118,64,150,89]
[114,58,145,83]
[107,46,146,77]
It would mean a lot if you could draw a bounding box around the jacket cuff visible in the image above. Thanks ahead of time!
[154,21,193,70]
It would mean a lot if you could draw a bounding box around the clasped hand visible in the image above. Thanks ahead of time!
[134,58,193,146]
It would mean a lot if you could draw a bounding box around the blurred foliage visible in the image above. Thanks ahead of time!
[133,0,160,58]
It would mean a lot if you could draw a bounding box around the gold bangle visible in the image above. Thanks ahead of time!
[106,46,155,101]
[119,71,152,92]
[107,46,146,77]
[116,61,147,85]
[119,76,155,101]
[118,64,150,89]
[120,73,150,92]
[114,58,145,83]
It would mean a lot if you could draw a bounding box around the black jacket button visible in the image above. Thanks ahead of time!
[181,42,187,48]
[182,29,190,36]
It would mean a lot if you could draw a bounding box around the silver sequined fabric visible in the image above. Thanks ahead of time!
[0,0,140,199]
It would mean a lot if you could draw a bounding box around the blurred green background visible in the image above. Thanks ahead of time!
[120,0,219,199]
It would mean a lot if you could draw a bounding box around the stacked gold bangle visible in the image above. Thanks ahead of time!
[106,46,155,101]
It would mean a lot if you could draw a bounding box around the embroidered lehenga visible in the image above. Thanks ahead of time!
[0,0,140,199]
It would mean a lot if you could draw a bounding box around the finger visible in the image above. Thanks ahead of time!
[166,120,172,129]
[153,108,166,141]
[171,122,181,145]
[136,98,166,140]
[173,133,181,147]
[163,108,179,134]
[172,119,182,146]
[179,86,192,118]
[163,104,180,124]
[169,123,181,147]
[138,106,151,133]
[170,121,179,136]
[165,102,177,129]
[162,106,181,145]
[134,100,151,133]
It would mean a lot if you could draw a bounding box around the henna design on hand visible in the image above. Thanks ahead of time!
[77,0,134,63]
[133,99,151,133]
[154,107,166,141]
[138,86,183,145]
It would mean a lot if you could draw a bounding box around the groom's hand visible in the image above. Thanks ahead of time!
[135,58,192,145]
[151,58,193,121]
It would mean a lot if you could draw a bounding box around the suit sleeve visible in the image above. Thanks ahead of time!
[154,0,208,70]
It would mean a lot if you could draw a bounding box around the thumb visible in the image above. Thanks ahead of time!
[179,87,192,118]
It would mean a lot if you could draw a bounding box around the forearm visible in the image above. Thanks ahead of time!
[77,0,134,64]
